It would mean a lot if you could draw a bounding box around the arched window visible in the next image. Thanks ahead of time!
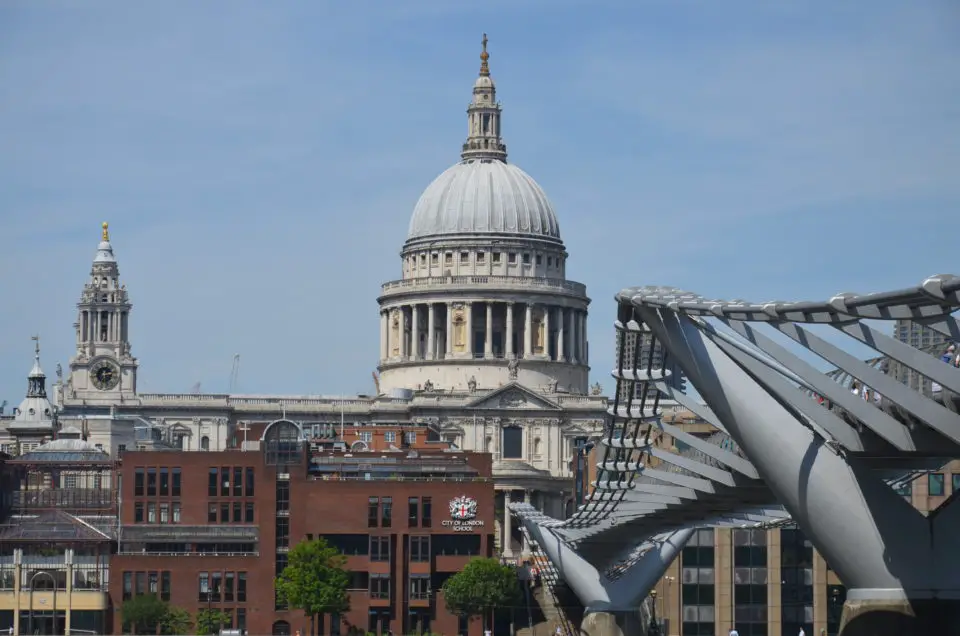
[271,620,291,636]
[262,419,304,466]
[200,436,210,451]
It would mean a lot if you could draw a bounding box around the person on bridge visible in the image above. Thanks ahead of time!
[729,628,739,636]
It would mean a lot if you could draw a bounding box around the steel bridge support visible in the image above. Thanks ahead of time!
[521,520,693,636]
[636,305,960,635]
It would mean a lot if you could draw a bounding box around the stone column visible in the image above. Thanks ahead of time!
[411,304,420,360]
[506,302,515,358]
[465,302,474,358]
[379,311,388,360]
[398,306,407,359]
[581,311,588,364]
[426,303,436,360]
[568,309,578,364]
[484,302,494,358]
[524,304,533,358]
[542,305,551,360]
[557,307,566,361]
[521,490,532,556]
[502,491,514,559]
[445,303,453,357]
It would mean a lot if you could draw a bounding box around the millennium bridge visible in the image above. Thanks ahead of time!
[511,274,960,636]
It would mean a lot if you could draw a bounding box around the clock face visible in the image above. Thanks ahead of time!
[91,360,120,390]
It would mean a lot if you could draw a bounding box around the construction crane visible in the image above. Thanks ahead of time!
[371,371,381,395]
[229,354,241,394]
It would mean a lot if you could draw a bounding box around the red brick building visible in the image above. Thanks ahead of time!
[111,419,494,635]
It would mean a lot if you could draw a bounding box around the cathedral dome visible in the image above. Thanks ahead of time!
[407,159,561,242]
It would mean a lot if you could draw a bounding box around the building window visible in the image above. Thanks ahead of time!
[477,252,485,264]
[895,481,912,497]
[225,572,235,602]
[460,251,469,263]
[147,468,157,496]
[535,254,542,265]
[210,572,222,602]
[238,572,247,602]
[404,431,417,445]
[410,536,429,563]
[134,469,145,496]
[929,472,945,496]
[221,502,230,524]
[208,468,218,497]
[371,536,390,562]
[245,502,255,523]
[781,527,813,636]
[953,473,960,494]
[492,252,501,263]
[522,253,531,264]
[245,467,255,496]
[159,503,169,524]
[147,503,157,524]
[733,527,769,636]
[220,467,230,496]
[208,504,218,523]
[410,575,430,600]
[159,468,169,496]
[502,426,522,459]
[368,497,379,528]
[161,571,171,601]
[681,528,715,636]
[237,608,247,633]
[508,252,516,264]
[358,431,372,443]
[134,502,144,523]
[172,502,181,523]
[201,435,210,451]
[408,497,419,528]
[148,571,159,593]
[422,497,432,528]
[233,501,242,523]
[123,572,133,601]
[276,517,290,544]
[172,468,182,497]
[370,573,390,600]
[384,431,396,443]
[233,467,243,496]
[198,572,209,602]
[381,497,393,528]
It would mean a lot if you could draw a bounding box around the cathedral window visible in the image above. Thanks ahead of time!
[460,252,469,263]
[419,254,426,265]
[431,253,439,264]
[477,252,485,263]
[522,253,531,265]
[547,256,553,267]
[508,253,516,264]
[444,252,453,266]
[492,252,501,263]
[502,426,522,459]
[200,436,210,451]
[535,254,542,265]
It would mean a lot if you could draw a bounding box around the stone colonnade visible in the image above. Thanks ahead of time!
[499,488,557,560]
[380,301,588,364]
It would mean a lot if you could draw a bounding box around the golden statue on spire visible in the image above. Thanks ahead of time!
[479,33,490,76]
[102,221,110,241]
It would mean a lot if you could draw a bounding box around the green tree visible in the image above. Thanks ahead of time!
[441,557,522,629]
[161,606,194,635]
[275,537,351,633]
[196,608,232,635]
[120,594,170,635]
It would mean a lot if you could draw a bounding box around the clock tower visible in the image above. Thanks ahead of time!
[66,222,138,403]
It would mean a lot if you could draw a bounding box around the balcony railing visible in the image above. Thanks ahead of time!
[381,275,587,296]
[13,489,114,510]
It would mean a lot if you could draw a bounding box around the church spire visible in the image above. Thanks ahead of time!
[461,34,508,163]
[26,335,47,399]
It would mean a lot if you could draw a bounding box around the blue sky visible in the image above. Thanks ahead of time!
[0,0,957,401]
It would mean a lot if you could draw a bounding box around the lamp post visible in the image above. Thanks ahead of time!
[648,589,661,636]
[662,575,675,636]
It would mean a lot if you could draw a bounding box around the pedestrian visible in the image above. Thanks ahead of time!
[729,628,739,636]
[798,628,806,636]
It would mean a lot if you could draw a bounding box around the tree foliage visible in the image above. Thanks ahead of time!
[120,595,171,635]
[161,606,194,635]
[441,557,522,620]
[275,537,351,619]
[196,608,232,635]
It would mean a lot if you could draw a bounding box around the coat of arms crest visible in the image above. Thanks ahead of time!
[449,495,478,521]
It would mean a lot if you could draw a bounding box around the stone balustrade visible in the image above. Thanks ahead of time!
[381,274,586,297]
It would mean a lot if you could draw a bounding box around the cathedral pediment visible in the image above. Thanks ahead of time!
[466,383,562,411]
